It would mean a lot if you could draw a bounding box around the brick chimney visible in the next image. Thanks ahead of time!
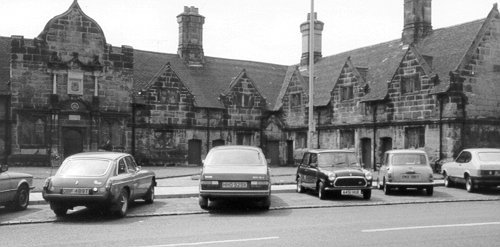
[177,6,205,67]
[300,12,324,67]
[402,0,432,45]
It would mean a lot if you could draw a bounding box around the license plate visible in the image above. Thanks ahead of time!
[402,175,419,179]
[341,190,361,195]
[65,188,90,194]
[222,182,248,189]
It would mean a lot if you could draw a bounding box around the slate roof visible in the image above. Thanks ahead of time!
[133,50,288,109]
[311,18,486,105]
[0,36,10,95]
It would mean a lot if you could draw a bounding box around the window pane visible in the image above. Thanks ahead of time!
[206,149,264,166]
[58,159,111,176]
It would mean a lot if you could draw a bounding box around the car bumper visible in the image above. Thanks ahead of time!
[199,189,271,199]
[386,182,434,188]
[42,191,113,205]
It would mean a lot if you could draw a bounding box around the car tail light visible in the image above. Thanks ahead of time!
[429,173,434,182]
[43,177,53,192]
[200,180,219,189]
[251,181,269,189]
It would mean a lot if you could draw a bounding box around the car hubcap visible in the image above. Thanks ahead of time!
[19,190,28,207]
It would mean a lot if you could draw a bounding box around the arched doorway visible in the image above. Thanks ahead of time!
[188,139,202,165]
[63,128,83,158]
[361,138,372,169]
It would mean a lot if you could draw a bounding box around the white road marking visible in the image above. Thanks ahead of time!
[362,221,500,233]
[141,236,280,247]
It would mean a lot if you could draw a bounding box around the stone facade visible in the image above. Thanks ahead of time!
[1,0,500,169]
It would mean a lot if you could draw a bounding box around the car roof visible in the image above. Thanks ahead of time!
[209,145,263,152]
[385,149,427,154]
[462,148,500,153]
[306,149,355,154]
[65,152,129,160]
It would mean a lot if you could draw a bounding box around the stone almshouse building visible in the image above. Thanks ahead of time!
[1,0,500,168]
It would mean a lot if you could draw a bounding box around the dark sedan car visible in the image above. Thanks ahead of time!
[296,149,372,200]
[43,152,156,217]
[198,145,271,210]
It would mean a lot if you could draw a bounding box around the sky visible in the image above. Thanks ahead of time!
[0,0,498,65]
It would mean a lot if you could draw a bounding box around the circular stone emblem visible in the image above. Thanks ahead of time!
[70,102,80,111]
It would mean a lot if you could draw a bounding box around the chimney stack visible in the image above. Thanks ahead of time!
[177,6,205,67]
[300,12,324,67]
[402,0,432,45]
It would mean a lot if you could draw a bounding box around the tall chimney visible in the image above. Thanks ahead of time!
[177,6,205,67]
[300,12,324,67]
[402,0,432,45]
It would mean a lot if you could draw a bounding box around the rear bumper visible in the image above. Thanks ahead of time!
[386,182,434,188]
[199,189,271,199]
[42,191,114,206]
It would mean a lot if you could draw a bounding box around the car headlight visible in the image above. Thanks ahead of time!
[327,172,336,181]
[364,171,373,180]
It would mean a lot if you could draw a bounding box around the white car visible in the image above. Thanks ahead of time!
[0,164,34,210]
[441,148,500,192]
[377,149,434,196]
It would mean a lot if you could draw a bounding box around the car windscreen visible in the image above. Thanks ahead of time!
[478,152,500,162]
[318,152,359,168]
[57,159,111,177]
[205,149,264,166]
[391,154,427,166]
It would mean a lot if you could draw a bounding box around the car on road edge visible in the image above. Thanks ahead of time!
[0,164,34,211]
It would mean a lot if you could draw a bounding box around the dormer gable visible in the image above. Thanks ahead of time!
[220,69,266,109]
[331,57,370,103]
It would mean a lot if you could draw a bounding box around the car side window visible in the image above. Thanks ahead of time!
[301,153,310,167]
[125,156,137,172]
[310,154,318,167]
[456,151,471,163]
[118,159,128,174]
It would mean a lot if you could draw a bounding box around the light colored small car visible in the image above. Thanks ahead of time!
[377,149,434,195]
[441,148,500,192]
[198,145,271,210]
[0,164,34,210]
[43,152,156,217]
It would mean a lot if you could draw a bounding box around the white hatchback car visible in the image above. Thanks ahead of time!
[441,148,500,192]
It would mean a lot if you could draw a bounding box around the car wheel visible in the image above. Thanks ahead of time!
[296,177,305,193]
[362,189,371,200]
[260,196,271,210]
[426,186,434,196]
[199,196,209,210]
[383,180,391,195]
[144,184,155,204]
[318,181,327,200]
[465,176,475,193]
[443,172,453,187]
[115,188,129,217]
[51,203,68,217]
[11,185,29,211]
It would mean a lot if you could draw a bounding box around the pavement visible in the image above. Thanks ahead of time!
[8,165,445,205]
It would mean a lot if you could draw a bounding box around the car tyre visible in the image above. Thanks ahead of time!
[51,203,68,217]
[362,189,371,200]
[260,196,271,210]
[115,188,129,217]
[465,176,475,193]
[10,185,29,211]
[383,180,391,195]
[443,172,453,187]
[296,177,305,193]
[318,181,327,200]
[199,196,209,210]
[144,184,155,204]
[426,186,434,196]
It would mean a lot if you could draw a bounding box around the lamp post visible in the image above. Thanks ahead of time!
[307,0,316,149]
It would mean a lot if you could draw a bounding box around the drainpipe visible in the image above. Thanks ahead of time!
[131,101,136,156]
[4,95,11,164]
[317,109,321,148]
[372,103,377,171]
[206,109,210,153]
[438,95,443,161]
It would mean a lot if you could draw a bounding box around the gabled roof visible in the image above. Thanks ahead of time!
[273,66,306,111]
[133,50,288,109]
[0,37,10,94]
[313,39,405,105]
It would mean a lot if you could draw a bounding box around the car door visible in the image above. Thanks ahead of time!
[451,151,471,179]
[378,152,390,183]
[125,156,148,197]
[298,153,315,189]
[116,157,135,197]
[302,153,319,188]
[0,170,14,203]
